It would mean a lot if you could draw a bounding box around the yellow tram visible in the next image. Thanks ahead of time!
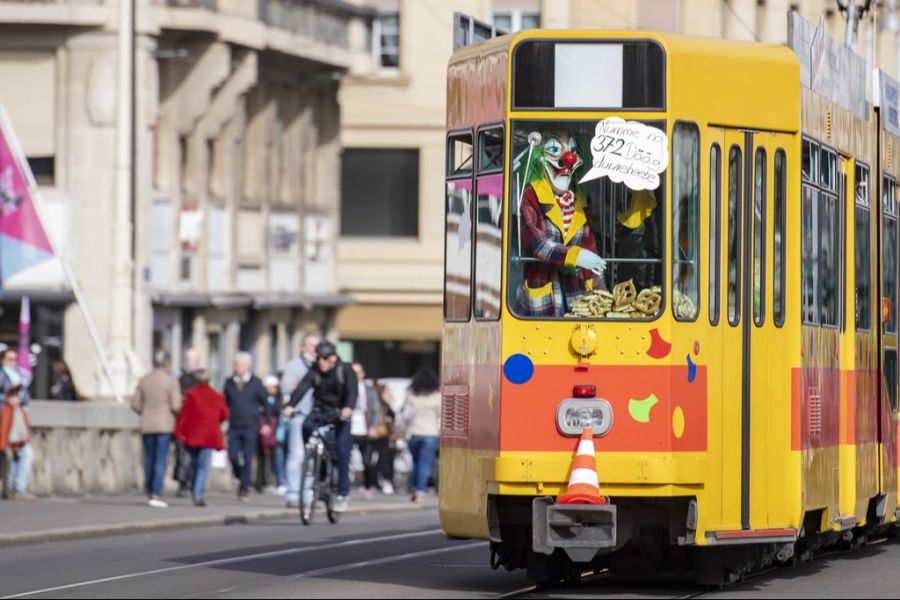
[440,12,900,583]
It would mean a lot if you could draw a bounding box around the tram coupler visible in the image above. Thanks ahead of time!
[532,496,617,563]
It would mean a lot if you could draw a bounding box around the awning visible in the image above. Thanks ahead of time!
[152,291,354,310]
[252,293,355,309]
[336,304,441,340]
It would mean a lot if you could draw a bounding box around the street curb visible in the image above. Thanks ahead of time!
[0,502,435,547]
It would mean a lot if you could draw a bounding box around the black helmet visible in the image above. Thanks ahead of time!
[315,340,337,359]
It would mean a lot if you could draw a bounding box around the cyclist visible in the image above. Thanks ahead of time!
[283,340,358,513]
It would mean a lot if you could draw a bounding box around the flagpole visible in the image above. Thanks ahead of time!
[0,106,124,404]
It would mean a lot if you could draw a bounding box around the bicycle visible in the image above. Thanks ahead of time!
[299,423,340,525]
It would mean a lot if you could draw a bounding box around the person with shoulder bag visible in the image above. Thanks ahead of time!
[0,349,35,501]
[369,382,396,495]
[406,368,441,503]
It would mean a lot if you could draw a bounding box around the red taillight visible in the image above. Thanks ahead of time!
[573,385,596,398]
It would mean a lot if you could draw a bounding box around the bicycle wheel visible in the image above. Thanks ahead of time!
[299,447,320,526]
[325,460,339,524]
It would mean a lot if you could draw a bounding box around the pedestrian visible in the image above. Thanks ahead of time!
[350,362,380,500]
[174,347,202,497]
[405,367,441,503]
[280,332,320,508]
[49,359,82,401]
[131,350,182,508]
[255,375,283,493]
[173,369,228,506]
[0,349,33,500]
[179,347,202,392]
[223,352,271,502]
[284,340,358,513]
[371,381,397,496]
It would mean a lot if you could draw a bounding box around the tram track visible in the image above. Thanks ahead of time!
[491,534,900,600]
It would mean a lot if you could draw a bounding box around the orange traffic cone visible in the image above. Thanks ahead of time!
[557,427,608,505]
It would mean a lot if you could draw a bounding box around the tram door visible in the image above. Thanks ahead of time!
[714,127,787,530]
[712,128,746,529]
[880,174,899,505]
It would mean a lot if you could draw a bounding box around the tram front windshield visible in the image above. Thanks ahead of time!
[508,119,678,321]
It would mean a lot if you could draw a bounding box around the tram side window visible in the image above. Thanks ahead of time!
[802,185,819,325]
[507,120,665,320]
[753,148,767,326]
[474,128,505,321]
[673,122,700,321]
[854,164,871,331]
[444,132,474,322]
[710,145,722,326]
[819,191,839,327]
[884,176,898,334]
[773,150,786,326]
[886,349,899,413]
[728,146,742,326]
[802,139,818,183]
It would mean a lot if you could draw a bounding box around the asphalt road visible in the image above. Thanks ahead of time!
[3,509,900,599]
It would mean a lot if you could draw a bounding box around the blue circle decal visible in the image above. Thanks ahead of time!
[504,353,534,385]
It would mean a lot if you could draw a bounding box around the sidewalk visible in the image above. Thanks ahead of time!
[0,489,437,546]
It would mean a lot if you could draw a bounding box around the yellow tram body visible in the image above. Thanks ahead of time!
[440,14,900,580]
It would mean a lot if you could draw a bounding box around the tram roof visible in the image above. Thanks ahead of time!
[449,29,800,133]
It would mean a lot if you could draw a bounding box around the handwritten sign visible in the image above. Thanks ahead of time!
[579,117,669,191]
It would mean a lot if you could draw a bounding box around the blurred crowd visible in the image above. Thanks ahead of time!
[126,333,441,511]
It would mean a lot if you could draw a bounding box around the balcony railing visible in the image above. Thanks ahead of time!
[165,0,216,8]
[259,0,371,49]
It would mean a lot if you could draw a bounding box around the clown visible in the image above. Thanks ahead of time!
[515,129,608,317]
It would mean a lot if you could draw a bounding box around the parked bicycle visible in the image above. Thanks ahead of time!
[299,423,340,525]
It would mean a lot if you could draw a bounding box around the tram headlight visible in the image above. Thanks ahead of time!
[556,398,613,437]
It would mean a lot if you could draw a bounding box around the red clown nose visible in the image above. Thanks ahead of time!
[562,150,579,167]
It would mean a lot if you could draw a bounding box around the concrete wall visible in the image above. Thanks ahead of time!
[25,400,235,496]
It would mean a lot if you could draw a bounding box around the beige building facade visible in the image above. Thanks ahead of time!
[338,0,900,378]
[0,0,373,396]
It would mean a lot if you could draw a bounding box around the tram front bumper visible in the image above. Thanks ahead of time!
[532,496,617,563]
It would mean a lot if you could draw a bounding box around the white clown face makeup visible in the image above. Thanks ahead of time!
[541,132,583,193]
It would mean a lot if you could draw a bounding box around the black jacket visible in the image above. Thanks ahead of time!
[223,375,270,429]
[288,362,358,423]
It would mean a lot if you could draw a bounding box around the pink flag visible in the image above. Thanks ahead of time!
[17,295,31,380]
[0,109,54,287]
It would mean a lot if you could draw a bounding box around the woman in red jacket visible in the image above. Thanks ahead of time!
[174,370,229,506]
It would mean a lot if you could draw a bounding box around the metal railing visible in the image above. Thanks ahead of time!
[164,0,217,8]
[258,0,354,48]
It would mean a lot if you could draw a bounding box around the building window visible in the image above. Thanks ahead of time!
[493,9,540,33]
[378,13,400,68]
[341,148,419,237]
[26,157,54,186]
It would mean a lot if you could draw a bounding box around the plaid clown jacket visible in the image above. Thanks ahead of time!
[515,177,604,317]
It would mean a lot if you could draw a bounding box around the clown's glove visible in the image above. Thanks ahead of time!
[575,250,607,276]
